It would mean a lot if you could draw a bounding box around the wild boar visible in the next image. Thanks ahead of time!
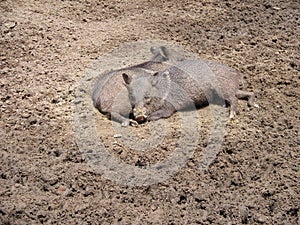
[122,58,258,123]
[92,46,176,127]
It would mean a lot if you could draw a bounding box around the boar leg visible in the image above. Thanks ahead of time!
[228,96,239,119]
[148,103,176,121]
[150,46,169,62]
[235,90,259,108]
[111,112,138,127]
[229,89,259,119]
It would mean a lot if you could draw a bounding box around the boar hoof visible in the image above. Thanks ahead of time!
[121,119,139,127]
[229,110,236,119]
[121,120,129,127]
[121,119,138,127]
[129,119,139,127]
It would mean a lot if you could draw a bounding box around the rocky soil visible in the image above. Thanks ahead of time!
[1,0,299,224]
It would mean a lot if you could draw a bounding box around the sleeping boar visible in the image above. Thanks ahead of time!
[122,58,258,123]
[92,46,176,127]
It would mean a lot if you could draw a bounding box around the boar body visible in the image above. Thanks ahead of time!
[123,58,257,122]
[92,46,175,126]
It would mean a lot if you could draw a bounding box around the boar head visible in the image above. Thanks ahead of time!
[122,71,171,123]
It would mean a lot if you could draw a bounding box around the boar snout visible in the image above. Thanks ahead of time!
[133,105,148,123]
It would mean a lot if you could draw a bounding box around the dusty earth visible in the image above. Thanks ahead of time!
[1,0,299,224]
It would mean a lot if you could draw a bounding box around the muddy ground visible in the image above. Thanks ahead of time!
[1,0,299,224]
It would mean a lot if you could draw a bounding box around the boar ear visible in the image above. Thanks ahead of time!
[151,72,159,86]
[122,73,132,85]
[150,46,169,62]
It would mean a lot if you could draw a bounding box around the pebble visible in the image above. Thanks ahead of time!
[272,6,281,10]
[114,134,122,138]
[22,112,31,118]
[255,213,268,223]
[4,21,16,29]
[28,116,38,125]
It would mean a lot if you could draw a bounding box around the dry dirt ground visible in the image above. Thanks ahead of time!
[1,0,299,224]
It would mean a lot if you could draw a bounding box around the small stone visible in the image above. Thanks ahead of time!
[44,174,58,186]
[57,186,65,194]
[28,116,37,125]
[1,67,10,74]
[150,204,157,210]
[272,6,281,10]
[83,187,94,197]
[255,213,268,223]
[4,21,16,29]
[73,99,82,105]
[22,112,31,118]
[64,189,73,197]
[114,134,122,138]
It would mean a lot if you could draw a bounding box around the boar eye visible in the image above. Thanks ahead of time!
[144,96,151,104]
